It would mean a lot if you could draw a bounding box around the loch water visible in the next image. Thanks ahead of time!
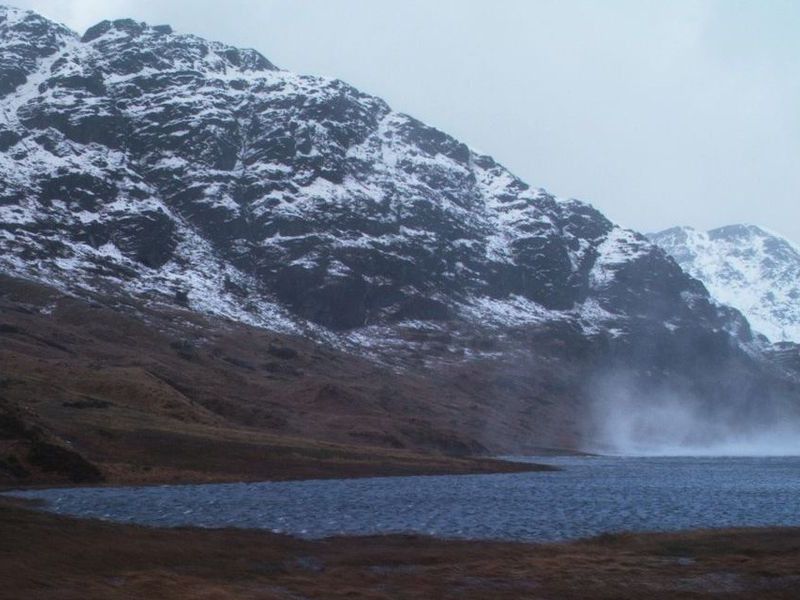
[7,456,800,542]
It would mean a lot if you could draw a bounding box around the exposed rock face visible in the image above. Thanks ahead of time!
[1,6,796,454]
[651,225,800,344]
[0,6,741,337]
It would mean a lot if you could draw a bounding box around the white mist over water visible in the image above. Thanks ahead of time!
[588,375,800,457]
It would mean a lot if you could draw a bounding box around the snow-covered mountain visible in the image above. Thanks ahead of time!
[0,6,748,347]
[650,225,800,344]
[4,5,800,459]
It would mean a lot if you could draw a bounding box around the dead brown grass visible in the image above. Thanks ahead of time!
[1,274,569,486]
[2,501,800,599]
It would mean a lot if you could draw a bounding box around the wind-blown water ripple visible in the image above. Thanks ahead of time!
[6,457,800,542]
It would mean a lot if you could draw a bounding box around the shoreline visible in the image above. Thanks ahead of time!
[2,499,799,599]
[0,455,558,493]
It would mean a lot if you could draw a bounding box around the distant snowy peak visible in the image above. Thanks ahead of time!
[650,225,800,343]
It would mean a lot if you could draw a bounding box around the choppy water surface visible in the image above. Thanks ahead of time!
[7,456,800,542]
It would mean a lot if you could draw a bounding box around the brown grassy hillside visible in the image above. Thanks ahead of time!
[1,274,572,484]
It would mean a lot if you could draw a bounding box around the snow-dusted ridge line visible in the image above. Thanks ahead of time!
[0,5,757,360]
[650,225,800,343]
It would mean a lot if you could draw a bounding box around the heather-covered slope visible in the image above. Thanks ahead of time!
[4,272,796,484]
[1,273,558,484]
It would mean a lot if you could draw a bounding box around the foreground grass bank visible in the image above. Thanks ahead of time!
[2,500,799,599]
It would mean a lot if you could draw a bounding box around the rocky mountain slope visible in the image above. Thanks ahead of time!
[650,225,800,344]
[0,6,747,341]
[1,6,798,479]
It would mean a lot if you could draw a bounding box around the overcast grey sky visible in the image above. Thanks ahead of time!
[14,0,800,241]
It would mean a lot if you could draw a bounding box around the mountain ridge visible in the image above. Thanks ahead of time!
[1,6,799,478]
[650,224,800,344]
[0,5,747,347]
